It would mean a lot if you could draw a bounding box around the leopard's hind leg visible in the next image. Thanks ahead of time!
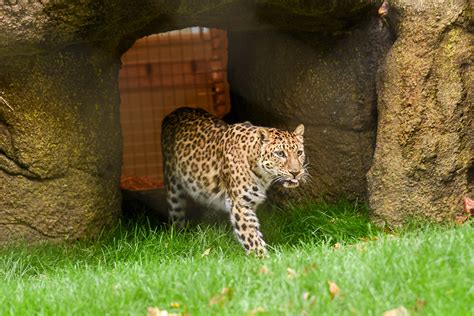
[165,182,187,227]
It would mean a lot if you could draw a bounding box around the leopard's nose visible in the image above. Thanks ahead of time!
[290,170,300,178]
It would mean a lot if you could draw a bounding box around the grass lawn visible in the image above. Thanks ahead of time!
[0,200,472,315]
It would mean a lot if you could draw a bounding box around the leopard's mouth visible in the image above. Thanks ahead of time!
[282,179,299,188]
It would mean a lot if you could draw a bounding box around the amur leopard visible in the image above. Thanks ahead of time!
[161,107,306,256]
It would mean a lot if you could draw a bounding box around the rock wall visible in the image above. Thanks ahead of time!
[0,46,122,243]
[367,0,473,224]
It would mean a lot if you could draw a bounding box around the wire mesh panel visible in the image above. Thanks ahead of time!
[119,27,230,191]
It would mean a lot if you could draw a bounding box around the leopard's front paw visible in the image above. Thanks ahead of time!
[169,217,186,231]
[246,237,268,258]
[253,246,268,258]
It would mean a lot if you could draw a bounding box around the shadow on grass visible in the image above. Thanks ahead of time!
[122,191,377,248]
[0,197,377,279]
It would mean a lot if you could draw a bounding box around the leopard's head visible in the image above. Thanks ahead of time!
[257,124,307,188]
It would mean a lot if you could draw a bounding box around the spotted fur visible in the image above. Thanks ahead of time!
[161,107,306,256]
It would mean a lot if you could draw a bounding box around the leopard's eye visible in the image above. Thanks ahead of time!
[274,150,286,158]
[297,150,304,156]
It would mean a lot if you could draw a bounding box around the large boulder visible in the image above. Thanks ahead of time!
[0,1,128,243]
[0,48,122,243]
[367,0,473,225]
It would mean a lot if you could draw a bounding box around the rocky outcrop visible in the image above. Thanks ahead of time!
[367,0,473,225]
[0,47,122,243]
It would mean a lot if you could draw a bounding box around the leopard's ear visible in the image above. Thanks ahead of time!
[258,128,269,143]
[294,124,304,137]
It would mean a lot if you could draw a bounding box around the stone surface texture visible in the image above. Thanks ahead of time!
[0,47,122,243]
[367,0,473,225]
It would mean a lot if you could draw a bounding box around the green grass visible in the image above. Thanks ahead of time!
[0,200,472,315]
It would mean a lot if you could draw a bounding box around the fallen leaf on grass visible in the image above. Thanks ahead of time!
[303,263,318,274]
[464,196,474,215]
[454,197,474,225]
[302,292,317,305]
[259,265,269,274]
[209,287,233,306]
[386,234,398,240]
[201,248,211,257]
[356,244,367,252]
[383,306,409,316]
[247,307,266,315]
[147,307,160,316]
[147,307,180,316]
[327,281,340,299]
[455,215,469,225]
[414,299,427,312]
[287,268,297,279]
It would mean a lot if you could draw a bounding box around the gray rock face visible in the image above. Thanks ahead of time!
[367,0,473,225]
[227,18,393,199]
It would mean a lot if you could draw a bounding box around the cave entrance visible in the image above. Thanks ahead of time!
[119,27,231,191]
